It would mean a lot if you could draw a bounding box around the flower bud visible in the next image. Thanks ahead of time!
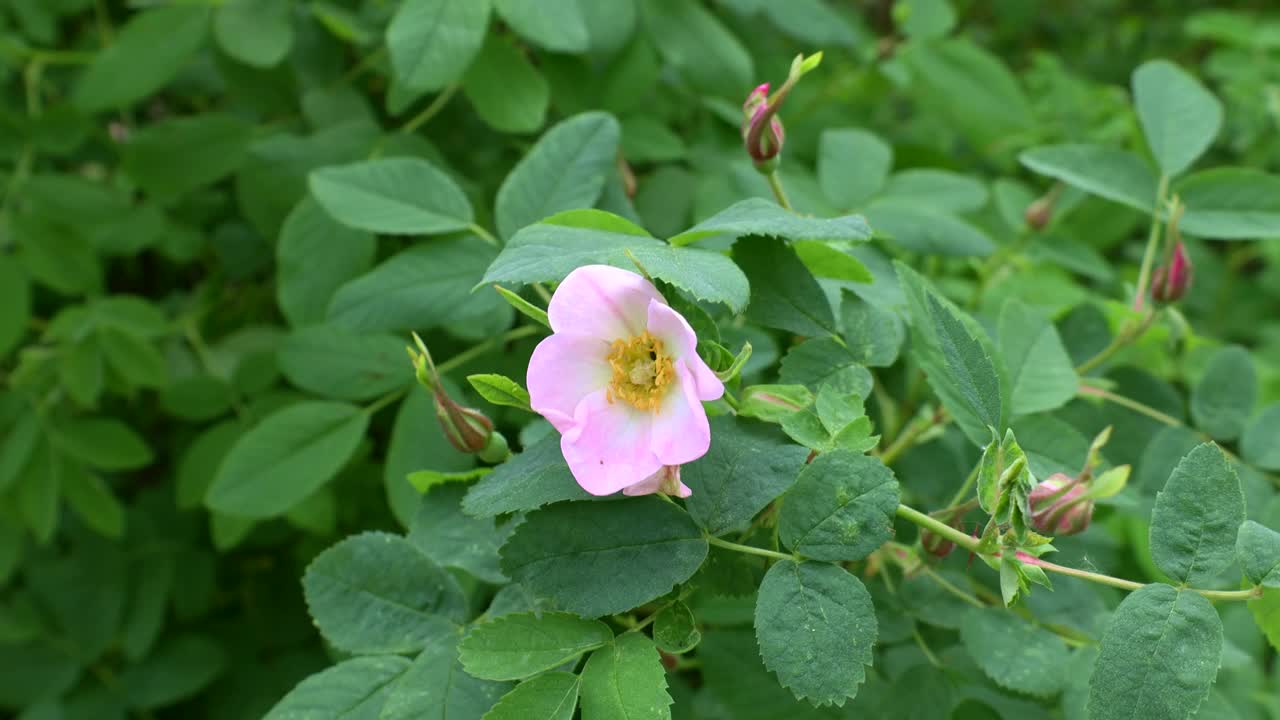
[741,83,785,166]
[1150,241,1193,304]
[921,528,955,558]
[1024,197,1053,230]
[1028,474,1093,536]
[408,333,501,457]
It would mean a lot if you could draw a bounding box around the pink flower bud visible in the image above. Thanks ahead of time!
[1150,241,1193,304]
[1024,197,1052,230]
[435,392,495,454]
[1028,474,1092,536]
[741,83,786,165]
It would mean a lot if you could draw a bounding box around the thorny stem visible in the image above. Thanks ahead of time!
[895,504,1262,601]
[766,171,793,211]
[706,535,794,562]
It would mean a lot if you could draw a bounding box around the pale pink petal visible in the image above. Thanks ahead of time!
[527,333,612,433]
[623,466,692,498]
[547,265,665,341]
[560,390,662,496]
[646,300,724,401]
[649,361,712,466]
[621,470,665,497]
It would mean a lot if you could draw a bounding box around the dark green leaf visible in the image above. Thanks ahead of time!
[310,158,474,235]
[779,452,897,562]
[381,634,510,720]
[1019,144,1158,212]
[409,484,508,583]
[214,0,293,67]
[387,0,491,91]
[459,612,612,680]
[671,198,871,247]
[735,236,835,337]
[1236,521,1280,587]
[960,608,1070,697]
[72,7,210,112]
[121,115,253,201]
[263,656,412,720]
[278,325,412,401]
[653,601,700,654]
[53,417,153,471]
[482,672,580,720]
[1191,345,1256,442]
[997,299,1077,416]
[579,632,673,720]
[119,635,226,710]
[462,435,591,517]
[1242,403,1280,471]
[1150,443,1245,585]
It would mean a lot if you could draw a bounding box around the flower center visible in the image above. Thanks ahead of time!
[606,331,675,411]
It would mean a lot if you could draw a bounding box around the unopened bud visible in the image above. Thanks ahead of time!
[1024,198,1052,230]
[477,431,510,464]
[1151,241,1193,304]
[921,529,955,558]
[741,83,786,166]
[1028,474,1093,536]
[435,393,495,454]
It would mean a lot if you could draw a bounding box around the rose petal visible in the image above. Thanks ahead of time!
[646,299,723,402]
[623,466,692,498]
[560,390,662,496]
[548,265,665,341]
[649,361,712,466]
[527,333,612,433]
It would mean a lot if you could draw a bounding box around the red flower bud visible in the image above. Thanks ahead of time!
[1024,197,1053,230]
[1150,241,1193,304]
[741,83,785,165]
[921,529,955,558]
[1028,474,1093,536]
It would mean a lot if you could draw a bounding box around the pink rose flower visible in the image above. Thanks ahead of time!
[526,265,724,498]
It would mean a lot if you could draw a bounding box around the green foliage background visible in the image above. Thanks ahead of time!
[1,0,1280,719]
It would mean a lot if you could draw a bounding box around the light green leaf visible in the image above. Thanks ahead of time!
[818,128,892,210]
[1242,403,1280,470]
[840,292,903,367]
[72,6,210,112]
[900,38,1032,151]
[467,374,532,411]
[302,531,464,654]
[499,497,708,618]
[1250,587,1280,651]
[328,236,509,333]
[880,169,988,213]
[997,299,1077,416]
[683,415,810,536]
[1132,60,1223,177]
[387,0,491,92]
[277,198,376,328]
[580,633,672,720]
[654,602,701,654]
[278,325,412,401]
[382,634,510,720]
[1087,584,1222,720]
[482,672,580,720]
[482,209,749,311]
[385,388,475,527]
[1176,168,1280,239]
[960,608,1070,698]
[409,484,507,583]
[462,435,591,517]
[460,612,612,680]
[896,0,956,39]
[121,114,253,202]
[779,337,874,396]
[494,0,588,52]
[53,417,153,471]
[204,402,368,518]
[793,241,874,284]
[495,112,620,240]
[119,635,227,710]
[309,158,473,235]
[754,560,876,706]
[863,202,996,256]
[463,32,549,134]
[735,236,835,337]
[263,656,412,720]
[737,384,813,423]
[1019,144,1158,212]
[1150,443,1245,585]
[670,198,871,247]
[1236,521,1280,587]
[640,0,752,99]
[214,0,293,68]
[1191,345,1256,442]
[780,451,898,562]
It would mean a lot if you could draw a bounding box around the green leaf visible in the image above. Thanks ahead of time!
[997,299,1077,416]
[840,292,903,368]
[495,112,620,240]
[1250,587,1280,651]
[817,128,892,210]
[387,0,491,92]
[122,114,253,202]
[0,256,30,358]
[670,199,871,247]
[880,169,988,213]
[779,452,898,562]
[204,402,368,518]
[302,531,464,654]
[119,635,227,710]
[779,337,873,396]
[500,497,708,618]
[735,236,835,337]
[61,466,124,539]
[1242,403,1280,471]
[737,384,813,423]
[1236,521,1280,587]
[1132,60,1223,178]
[463,435,591,517]
[72,6,210,112]
[264,656,412,720]
[482,209,749,311]
[0,414,40,493]
[580,633,673,720]
[386,388,475,527]
[1150,443,1245,585]
[409,484,507,583]
[781,386,878,455]
[278,325,412,401]
[98,326,167,389]
[1087,584,1222,720]
[654,601,701,654]
[309,158,473,235]
[53,417,153,471]
[960,608,1070,698]
[1191,345,1256,441]
[214,0,293,68]
[896,0,957,39]
[754,560,876,706]
[1176,168,1280,239]
[328,237,509,333]
[463,32,549,134]
[862,203,996,257]
[382,634,511,720]
[176,421,242,510]
[1019,144,1158,212]
[460,612,613,680]
[494,0,588,52]
[683,415,810,535]
[792,241,874,284]
[640,0,752,99]
[482,672,580,720]
[467,374,532,412]
[277,198,376,328]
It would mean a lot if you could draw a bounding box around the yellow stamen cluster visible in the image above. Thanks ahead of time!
[606,331,674,411]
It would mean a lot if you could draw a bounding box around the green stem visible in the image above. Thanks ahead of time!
[766,171,792,211]
[1074,310,1158,375]
[435,325,541,376]
[1133,174,1170,313]
[401,84,459,135]
[706,535,793,562]
[943,465,981,511]
[1077,384,1181,428]
[469,223,500,247]
[364,386,409,416]
[921,566,984,609]
[879,408,947,466]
